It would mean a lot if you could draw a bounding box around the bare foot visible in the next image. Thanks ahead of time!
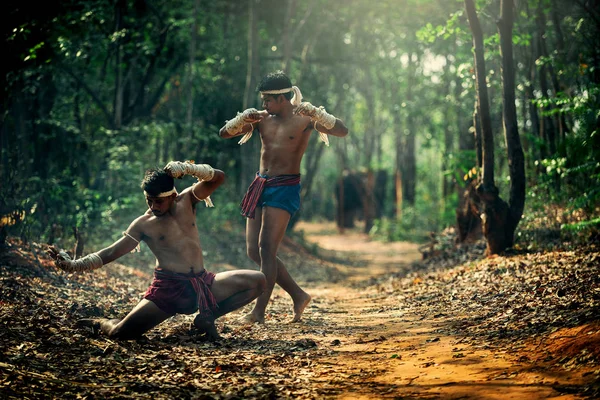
[238,312,264,324]
[291,292,312,322]
[193,316,221,341]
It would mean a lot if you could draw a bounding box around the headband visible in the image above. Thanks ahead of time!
[144,188,177,198]
[260,87,293,94]
[260,85,303,106]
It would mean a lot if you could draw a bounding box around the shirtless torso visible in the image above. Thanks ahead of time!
[48,165,266,341]
[219,87,348,324]
[126,188,206,274]
[256,109,312,176]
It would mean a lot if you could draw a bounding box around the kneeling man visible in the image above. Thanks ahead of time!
[48,160,266,341]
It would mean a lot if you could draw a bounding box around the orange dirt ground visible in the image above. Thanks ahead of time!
[271,221,598,399]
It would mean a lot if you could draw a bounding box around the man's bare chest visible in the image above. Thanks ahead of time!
[260,120,310,145]
[143,214,197,246]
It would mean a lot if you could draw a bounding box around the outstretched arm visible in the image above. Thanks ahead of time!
[219,109,267,139]
[295,102,349,137]
[47,232,140,273]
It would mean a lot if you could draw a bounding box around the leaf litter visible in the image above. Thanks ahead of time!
[1,224,599,399]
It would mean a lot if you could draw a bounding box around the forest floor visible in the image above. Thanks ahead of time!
[1,221,599,399]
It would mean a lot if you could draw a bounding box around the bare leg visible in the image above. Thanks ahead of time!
[246,206,309,323]
[194,269,266,337]
[275,258,311,322]
[242,209,268,323]
[243,254,310,322]
[244,207,311,322]
[78,299,172,340]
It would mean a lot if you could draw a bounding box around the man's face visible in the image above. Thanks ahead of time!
[146,195,174,216]
[261,94,280,115]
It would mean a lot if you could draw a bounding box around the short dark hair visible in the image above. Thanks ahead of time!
[140,168,174,196]
[256,70,293,100]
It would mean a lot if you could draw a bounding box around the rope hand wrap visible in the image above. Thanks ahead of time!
[165,161,215,207]
[296,102,336,130]
[165,161,214,180]
[225,108,259,136]
[57,251,103,272]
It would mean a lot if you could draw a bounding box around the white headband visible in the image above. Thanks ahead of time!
[260,87,292,94]
[260,85,303,106]
[144,188,177,198]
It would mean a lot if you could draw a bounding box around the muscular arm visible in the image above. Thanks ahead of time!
[219,109,268,139]
[94,217,145,264]
[188,169,225,205]
[48,218,143,272]
[96,235,140,264]
[219,122,254,139]
[313,118,349,138]
[164,161,225,206]
[295,102,349,138]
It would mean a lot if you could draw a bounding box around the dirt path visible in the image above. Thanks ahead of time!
[1,223,595,399]
[278,221,583,399]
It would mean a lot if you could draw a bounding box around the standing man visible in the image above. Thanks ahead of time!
[219,71,348,324]
[47,161,266,341]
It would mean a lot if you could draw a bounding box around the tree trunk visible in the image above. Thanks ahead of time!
[526,31,542,160]
[442,55,454,198]
[113,0,126,129]
[550,0,572,139]
[457,56,474,196]
[403,52,417,205]
[364,169,375,233]
[473,105,482,170]
[498,0,526,244]
[465,0,494,189]
[281,0,296,74]
[456,103,483,244]
[465,0,512,255]
[185,0,200,143]
[536,2,557,155]
[241,0,261,197]
[394,109,404,219]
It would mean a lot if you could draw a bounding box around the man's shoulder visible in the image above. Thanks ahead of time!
[175,189,196,207]
[133,211,153,225]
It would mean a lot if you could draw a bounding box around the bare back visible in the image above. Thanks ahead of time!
[257,113,313,176]
[128,190,205,274]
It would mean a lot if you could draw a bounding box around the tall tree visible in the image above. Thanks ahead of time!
[498,0,526,249]
[241,0,262,197]
[464,0,525,254]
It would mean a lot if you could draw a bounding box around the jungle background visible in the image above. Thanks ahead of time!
[1,0,600,398]
[2,0,600,254]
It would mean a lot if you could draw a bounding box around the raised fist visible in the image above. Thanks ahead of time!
[294,102,318,118]
[241,108,263,124]
[164,161,186,178]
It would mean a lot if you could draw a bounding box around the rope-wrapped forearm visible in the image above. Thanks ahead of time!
[224,108,259,135]
[165,161,215,181]
[57,251,103,273]
[296,102,336,130]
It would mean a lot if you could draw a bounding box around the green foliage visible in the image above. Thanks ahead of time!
[561,217,600,232]
[369,208,431,244]
[2,0,599,255]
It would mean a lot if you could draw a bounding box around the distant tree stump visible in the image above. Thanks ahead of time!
[456,181,482,243]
